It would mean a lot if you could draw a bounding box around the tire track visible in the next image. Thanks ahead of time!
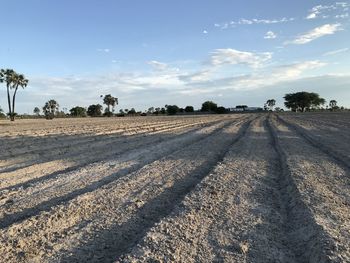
[266,114,339,263]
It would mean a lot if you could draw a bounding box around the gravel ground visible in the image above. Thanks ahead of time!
[0,113,349,262]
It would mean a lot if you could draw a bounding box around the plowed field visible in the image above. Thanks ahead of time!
[0,113,349,262]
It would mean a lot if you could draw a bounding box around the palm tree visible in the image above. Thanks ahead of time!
[11,73,28,120]
[43,99,59,119]
[103,94,118,116]
[0,69,14,119]
[0,69,29,121]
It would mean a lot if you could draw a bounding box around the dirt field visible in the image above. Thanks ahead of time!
[0,113,349,262]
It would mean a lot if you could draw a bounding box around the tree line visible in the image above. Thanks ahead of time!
[28,101,219,119]
[266,92,343,112]
[0,68,348,121]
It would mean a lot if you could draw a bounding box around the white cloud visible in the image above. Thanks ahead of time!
[203,30,208,34]
[179,70,212,83]
[306,13,317,19]
[335,13,349,18]
[240,17,294,24]
[210,49,272,68]
[185,60,327,92]
[147,60,168,71]
[306,5,329,19]
[215,17,294,30]
[288,24,342,45]
[25,71,184,106]
[273,61,326,79]
[235,61,326,89]
[323,48,349,56]
[264,31,277,39]
[306,3,350,19]
[97,48,110,53]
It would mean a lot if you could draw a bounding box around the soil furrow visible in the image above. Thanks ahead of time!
[266,115,337,263]
[0,117,251,262]
[0,120,218,172]
[51,118,253,262]
[276,114,350,170]
[1,113,347,262]
[271,115,349,262]
[0,119,224,190]
[120,116,297,263]
[0,120,192,155]
[120,115,345,263]
[0,118,248,231]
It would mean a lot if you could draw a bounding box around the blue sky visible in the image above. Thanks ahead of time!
[1,0,349,113]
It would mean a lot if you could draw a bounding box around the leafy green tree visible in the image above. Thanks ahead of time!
[43,99,59,119]
[275,107,283,112]
[236,105,248,110]
[0,69,29,121]
[184,106,194,112]
[215,106,227,114]
[166,105,179,115]
[33,107,40,116]
[153,107,161,115]
[329,100,338,111]
[87,104,103,117]
[201,101,217,112]
[147,107,155,114]
[266,99,276,111]
[128,108,136,115]
[56,111,67,118]
[70,106,87,117]
[284,92,325,112]
[103,94,118,116]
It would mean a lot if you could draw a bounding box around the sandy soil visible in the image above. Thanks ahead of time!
[0,113,349,262]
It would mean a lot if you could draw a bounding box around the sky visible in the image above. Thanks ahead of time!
[0,0,349,113]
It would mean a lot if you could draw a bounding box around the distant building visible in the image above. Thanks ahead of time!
[229,108,244,112]
[246,107,262,111]
[229,106,262,112]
